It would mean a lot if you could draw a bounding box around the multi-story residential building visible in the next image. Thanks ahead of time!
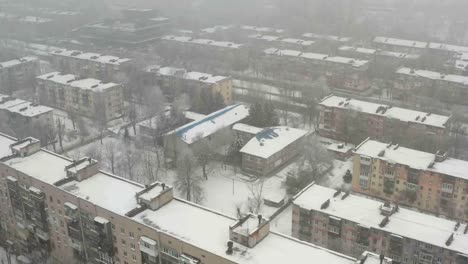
[318,95,451,144]
[248,34,315,51]
[263,48,370,92]
[161,35,244,52]
[49,49,131,82]
[373,37,428,54]
[163,104,249,164]
[394,67,468,105]
[0,56,39,94]
[374,37,468,58]
[0,94,54,130]
[352,139,468,221]
[156,66,233,105]
[76,15,170,46]
[36,72,124,121]
[337,46,420,67]
[0,133,385,264]
[240,126,309,176]
[302,33,352,44]
[241,25,285,35]
[292,183,468,264]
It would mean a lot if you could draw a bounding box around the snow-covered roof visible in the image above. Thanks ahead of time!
[51,49,131,65]
[249,35,315,46]
[0,56,37,69]
[0,94,53,118]
[172,104,249,144]
[158,66,230,84]
[60,172,144,215]
[319,95,451,128]
[37,72,121,92]
[355,139,468,180]
[19,16,52,23]
[455,60,468,71]
[373,37,428,49]
[338,46,420,60]
[6,150,72,184]
[232,123,263,135]
[294,184,468,255]
[302,33,351,42]
[138,184,166,201]
[0,132,16,158]
[396,67,468,86]
[241,25,284,34]
[264,48,369,68]
[162,35,244,49]
[327,142,354,154]
[429,42,468,53]
[184,111,206,121]
[200,25,232,34]
[240,126,309,159]
[132,199,356,264]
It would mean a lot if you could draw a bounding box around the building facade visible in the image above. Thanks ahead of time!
[352,139,468,221]
[0,57,39,95]
[156,66,233,105]
[292,183,468,264]
[263,48,370,92]
[240,126,309,176]
[0,134,381,264]
[49,49,131,82]
[318,95,451,145]
[36,72,124,121]
[394,67,468,105]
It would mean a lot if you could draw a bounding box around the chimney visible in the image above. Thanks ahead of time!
[258,215,262,226]
[226,241,233,255]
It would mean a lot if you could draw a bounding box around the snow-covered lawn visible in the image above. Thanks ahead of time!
[270,204,293,236]
[317,158,353,190]
[0,246,18,264]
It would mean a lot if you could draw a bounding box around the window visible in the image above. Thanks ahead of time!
[120,227,125,234]
[132,255,136,262]
[121,239,126,246]
[129,232,134,239]
[130,243,135,250]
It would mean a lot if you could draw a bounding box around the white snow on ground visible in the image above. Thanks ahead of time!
[270,204,293,236]
[317,159,353,190]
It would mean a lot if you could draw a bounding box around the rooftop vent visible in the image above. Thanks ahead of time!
[421,117,426,122]
[226,241,233,255]
[393,144,399,150]
[341,191,350,200]
[379,216,389,227]
[446,233,454,246]
[455,222,460,231]
[91,84,99,88]
[378,150,385,157]
[321,199,330,209]
[19,107,28,112]
[415,116,420,121]
[333,189,341,197]
[464,224,468,234]
[91,56,99,59]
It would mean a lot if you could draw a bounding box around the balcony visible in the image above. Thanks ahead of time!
[140,236,158,257]
[36,228,50,241]
[70,239,83,251]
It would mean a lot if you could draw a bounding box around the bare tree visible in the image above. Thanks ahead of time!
[85,145,102,161]
[247,180,265,214]
[56,118,65,152]
[301,136,333,179]
[128,102,138,135]
[104,141,117,174]
[121,145,140,181]
[194,138,214,180]
[77,116,89,144]
[175,153,204,203]
[94,93,108,144]
[141,148,160,184]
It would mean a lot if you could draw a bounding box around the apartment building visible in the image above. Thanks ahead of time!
[240,126,309,176]
[394,67,468,105]
[318,95,451,143]
[162,35,244,52]
[36,72,124,121]
[163,104,249,163]
[156,66,233,105]
[76,15,170,46]
[0,133,386,264]
[337,46,420,67]
[248,34,315,50]
[0,94,54,129]
[49,49,131,82]
[302,33,352,43]
[292,183,468,264]
[263,48,370,92]
[352,139,468,221]
[374,37,468,58]
[0,56,39,94]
